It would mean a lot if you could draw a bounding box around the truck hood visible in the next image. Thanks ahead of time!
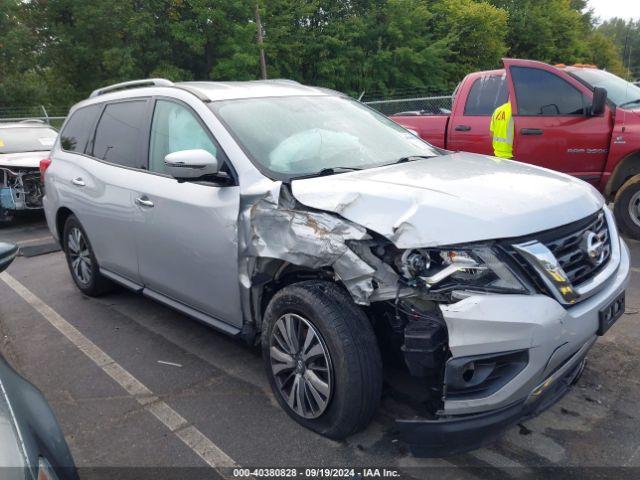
[0,151,46,169]
[290,152,604,248]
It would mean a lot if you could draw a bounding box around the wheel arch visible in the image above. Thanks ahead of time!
[605,150,640,199]
[55,207,75,245]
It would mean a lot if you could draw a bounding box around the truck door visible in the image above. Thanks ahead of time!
[448,73,508,155]
[504,59,612,184]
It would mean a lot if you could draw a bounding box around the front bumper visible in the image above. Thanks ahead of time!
[397,336,591,457]
[395,236,630,456]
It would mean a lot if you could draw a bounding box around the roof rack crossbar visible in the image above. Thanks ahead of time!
[90,78,174,98]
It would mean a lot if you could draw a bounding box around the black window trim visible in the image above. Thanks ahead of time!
[147,96,239,186]
[463,75,509,117]
[89,97,153,171]
[510,66,587,118]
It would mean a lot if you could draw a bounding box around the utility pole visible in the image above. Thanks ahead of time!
[255,2,267,80]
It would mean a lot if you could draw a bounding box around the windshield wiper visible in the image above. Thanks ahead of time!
[619,98,640,108]
[291,166,363,180]
[383,155,437,166]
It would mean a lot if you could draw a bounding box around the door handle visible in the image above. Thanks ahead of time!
[71,177,85,187]
[454,125,472,132]
[135,196,154,208]
[521,128,543,136]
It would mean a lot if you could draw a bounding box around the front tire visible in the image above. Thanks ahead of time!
[62,214,113,296]
[262,280,382,439]
[614,176,640,239]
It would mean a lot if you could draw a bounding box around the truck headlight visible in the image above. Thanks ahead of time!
[398,245,529,294]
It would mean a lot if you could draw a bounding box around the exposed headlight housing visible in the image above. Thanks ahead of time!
[397,245,529,294]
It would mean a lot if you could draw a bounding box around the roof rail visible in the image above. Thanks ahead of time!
[90,78,174,98]
[18,119,46,124]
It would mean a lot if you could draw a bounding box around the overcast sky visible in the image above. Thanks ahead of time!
[588,0,640,22]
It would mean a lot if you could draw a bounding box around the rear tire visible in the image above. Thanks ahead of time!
[261,280,382,440]
[614,176,640,240]
[62,214,113,296]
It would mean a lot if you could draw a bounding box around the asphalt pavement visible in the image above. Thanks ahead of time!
[1,212,640,479]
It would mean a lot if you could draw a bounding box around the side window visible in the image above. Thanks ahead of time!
[464,75,508,116]
[148,100,220,174]
[92,100,148,169]
[60,105,101,153]
[511,67,585,116]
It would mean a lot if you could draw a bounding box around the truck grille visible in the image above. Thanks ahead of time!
[503,211,611,300]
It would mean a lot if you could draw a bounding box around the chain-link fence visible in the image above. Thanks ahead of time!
[0,106,68,129]
[364,95,453,116]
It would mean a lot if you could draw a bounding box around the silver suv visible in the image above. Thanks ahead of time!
[43,79,630,456]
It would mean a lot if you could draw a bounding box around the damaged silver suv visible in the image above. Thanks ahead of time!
[43,79,630,456]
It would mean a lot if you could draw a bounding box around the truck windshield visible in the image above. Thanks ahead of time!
[569,69,640,108]
[0,127,58,154]
[209,95,440,179]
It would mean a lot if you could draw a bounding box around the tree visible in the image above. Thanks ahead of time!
[598,18,640,79]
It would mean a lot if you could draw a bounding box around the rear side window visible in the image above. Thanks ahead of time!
[92,100,148,169]
[60,105,101,153]
[464,75,508,116]
[511,67,585,116]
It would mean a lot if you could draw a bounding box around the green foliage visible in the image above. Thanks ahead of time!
[597,18,640,79]
[0,0,631,109]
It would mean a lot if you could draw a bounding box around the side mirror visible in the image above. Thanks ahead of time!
[164,149,219,180]
[0,242,18,273]
[590,87,607,116]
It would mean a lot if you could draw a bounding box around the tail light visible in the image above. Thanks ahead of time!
[39,157,52,183]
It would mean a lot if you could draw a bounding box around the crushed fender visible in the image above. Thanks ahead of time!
[239,182,401,305]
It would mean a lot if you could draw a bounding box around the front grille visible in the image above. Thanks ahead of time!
[502,211,612,300]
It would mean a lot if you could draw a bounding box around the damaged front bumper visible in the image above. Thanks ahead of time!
[397,337,590,457]
[395,239,630,457]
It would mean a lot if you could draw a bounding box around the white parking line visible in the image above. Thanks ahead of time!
[0,271,237,474]
[470,449,531,478]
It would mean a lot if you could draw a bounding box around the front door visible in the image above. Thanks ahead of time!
[504,59,612,183]
[135,98,243,327]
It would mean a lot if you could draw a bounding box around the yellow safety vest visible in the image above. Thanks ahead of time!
[489,102,514,159]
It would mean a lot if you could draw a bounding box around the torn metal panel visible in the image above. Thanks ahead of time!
[238,182,401,307]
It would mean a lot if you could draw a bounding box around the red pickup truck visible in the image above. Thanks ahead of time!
[391,58,640,239]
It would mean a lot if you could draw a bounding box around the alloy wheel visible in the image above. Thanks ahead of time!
[67,227,92,285]
[269,313,333,419]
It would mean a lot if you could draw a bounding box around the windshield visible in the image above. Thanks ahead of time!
[209,95,440,179]
[569,69,640,107]
[0,127,57,154]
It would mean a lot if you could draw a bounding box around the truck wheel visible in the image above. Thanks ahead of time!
[614,176,640,239]
[261,280,382,439]
[62,215,113,296]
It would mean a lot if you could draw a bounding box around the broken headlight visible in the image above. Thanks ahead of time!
[398,246,528,294]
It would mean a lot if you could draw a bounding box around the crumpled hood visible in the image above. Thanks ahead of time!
[0,151,46,169]
[291,152,604,248]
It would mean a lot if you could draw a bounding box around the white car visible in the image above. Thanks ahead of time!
[0,121,57,224]
[42,79,629,456]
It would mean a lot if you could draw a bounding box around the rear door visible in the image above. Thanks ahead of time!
[77,99,152,283]
[504,59,612,182]
[448,72,508,155]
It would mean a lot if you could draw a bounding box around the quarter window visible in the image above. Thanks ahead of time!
[148,100,219,174]
[464,75,508,116]
[60,105,101,153]
[92,100,148,168]
[511,67,585,116]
